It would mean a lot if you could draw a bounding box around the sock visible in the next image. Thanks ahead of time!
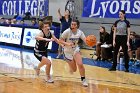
[81,77,85,81]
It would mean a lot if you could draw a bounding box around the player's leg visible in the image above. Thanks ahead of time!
[136,48,140,60]
[34,52,46,76]
[56,45,62,58]
[96,42,101,60]
[44,57,54,83]
[67,59,77,74]
[74,52,85,76]
[121,39,129,72]
[63,48,77,73]
[34,52,53,82]
[73,52,88,87]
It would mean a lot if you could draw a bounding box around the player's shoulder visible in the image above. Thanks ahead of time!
[115,19,120,23]
[38,31,44,36]
[124,19,130,23]
[77,29,84,34]
[63,28,71,33]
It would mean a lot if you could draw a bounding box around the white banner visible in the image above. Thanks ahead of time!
[22,28,54,49]
[0,26,22,45]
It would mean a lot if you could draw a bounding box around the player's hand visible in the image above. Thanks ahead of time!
[67,42,74,46]
[97,41,100,44]
[127,41,130,47]
[45,38,54,41]
[113,40,116,47]
[58,8,60,13]
[50,38,54,41]
[128,47,131,51]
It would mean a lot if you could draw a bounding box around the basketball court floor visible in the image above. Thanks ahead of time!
[0,45,140,93]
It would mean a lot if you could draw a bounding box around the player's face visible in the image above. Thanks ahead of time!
[43,24,50,32]
[111,25,115,31]
[119,12,125,19]
[70,22,78,30]
[64,10,70,16]
[130,33,135,39]
[99,27,104,33]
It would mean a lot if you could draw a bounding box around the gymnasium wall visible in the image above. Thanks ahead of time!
[49,0,67,22]
[0,0,140,47]
[49,0,140,41]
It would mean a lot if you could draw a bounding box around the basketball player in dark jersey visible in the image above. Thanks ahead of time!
[34,21,59,83]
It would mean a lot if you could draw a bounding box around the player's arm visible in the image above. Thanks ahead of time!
[59,30,74,46]
[58,8,62,19]
[127,21,131,47]
[80,31,87,45]
[59,38,73,46]
[51,34,59,43]
[113,27,116,46]
[35,32,54,41]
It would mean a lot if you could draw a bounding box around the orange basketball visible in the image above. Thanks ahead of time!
[86,35,97,47]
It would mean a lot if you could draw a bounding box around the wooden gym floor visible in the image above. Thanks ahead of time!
[0,45,140,93]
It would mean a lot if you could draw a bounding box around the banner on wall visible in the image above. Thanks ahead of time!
[82,0,140,18]
[22,28,54,49]
[0,0,48,16]
[0,26,22,45]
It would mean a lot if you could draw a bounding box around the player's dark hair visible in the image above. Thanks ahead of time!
[65,9,71,18]
[72,19,80,28]
[120,10,126,20]
[100,26,106,32]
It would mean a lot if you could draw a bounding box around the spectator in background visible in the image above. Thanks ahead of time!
[134,34,140,61]
[56,8,72,58]
[38,19,43,26]
[20,19,24,25]
[13,13,19,19]
[13,13,22,20]
[96,26,111,61]
[128,32,140,62]
[107,24,115,60]
[31,18,38,27]
[23,12,31,20]
[5,19,11,24]
[0,17,5,24]
[19,19,28,26]
[11,18,17,24]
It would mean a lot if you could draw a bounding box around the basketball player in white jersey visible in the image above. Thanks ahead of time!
[59,19,88,87]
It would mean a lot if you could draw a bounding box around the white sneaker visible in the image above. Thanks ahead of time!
[56,55,60,58]
[45,76,54,83]
[82,79,88,87]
